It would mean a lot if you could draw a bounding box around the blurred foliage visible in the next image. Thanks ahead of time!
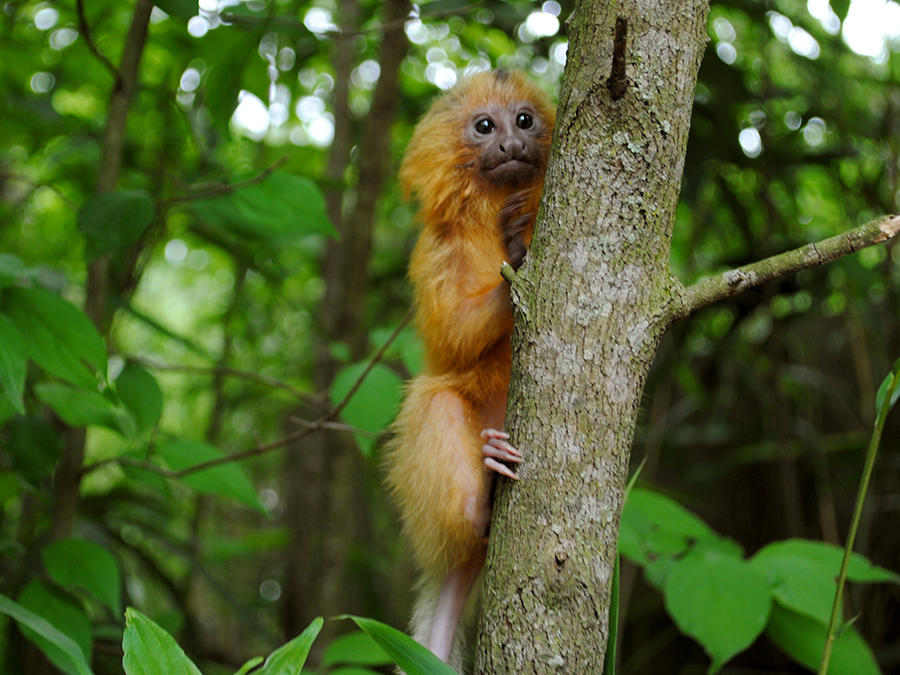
[0,0,898,674]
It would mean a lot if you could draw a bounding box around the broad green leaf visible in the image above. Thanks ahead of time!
[2,286,106,390]
[766,602,881,675]
[191,171,336,242]
[205,33,258,128]
[154,440,266,514]
[7,415,63,483]
[235,657,265,675]
[664,549,771,673]
[0,313,26,413]
[322,630,392,667]
[35,382,134,436]
[0,591,94,675]
[151,0,197,18]
[43,538,122,616]
[77,190,155,261]
[753,539,899,585]
[123,608,202,675]
[750,552,835,625]
[330,362,403,456]
[17,581,93,675]
[115,361,163,432]
[253,616,323,674]
[619,488,740,577]
[345,616,457,675]
[874,357,900,416]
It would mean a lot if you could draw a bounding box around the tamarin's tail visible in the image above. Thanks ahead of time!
[404,573,472,674]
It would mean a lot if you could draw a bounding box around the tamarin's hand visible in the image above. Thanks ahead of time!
[499,189,534,271]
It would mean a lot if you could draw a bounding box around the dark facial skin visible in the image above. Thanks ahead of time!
[465,102,549,186]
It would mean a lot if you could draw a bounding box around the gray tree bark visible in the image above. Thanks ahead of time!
[475,1,710,671]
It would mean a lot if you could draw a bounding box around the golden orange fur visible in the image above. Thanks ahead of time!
[384,70,555,577]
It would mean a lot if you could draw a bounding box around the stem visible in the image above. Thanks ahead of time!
[818,370,898,674]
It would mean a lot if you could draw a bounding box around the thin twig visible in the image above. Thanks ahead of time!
[289,417,376,437]
[109,308,414,479]
[162,156,290,205]
[75,0,120,78]
[133,357,324,408]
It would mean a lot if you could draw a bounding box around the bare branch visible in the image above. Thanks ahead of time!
[162,156,290,205]
[673,215,900,321]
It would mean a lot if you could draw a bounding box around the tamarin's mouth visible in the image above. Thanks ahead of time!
[483,157,539,184]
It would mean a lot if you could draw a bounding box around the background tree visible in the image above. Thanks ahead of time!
[0,1,898,674]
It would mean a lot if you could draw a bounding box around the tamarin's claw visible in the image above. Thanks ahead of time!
[481,428,522,480]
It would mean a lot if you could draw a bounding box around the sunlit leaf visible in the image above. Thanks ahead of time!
[753,539,899,585]
[2,286,106,390]
[664,549,771,673]
[253,617,323,674]
[123,608,202,675]
[43,538,122,616]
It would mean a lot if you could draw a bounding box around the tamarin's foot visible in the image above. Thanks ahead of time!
[481,428,522,480]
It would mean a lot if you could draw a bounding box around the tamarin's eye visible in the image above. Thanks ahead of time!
[475,118,495,134]
[516,112,534,129]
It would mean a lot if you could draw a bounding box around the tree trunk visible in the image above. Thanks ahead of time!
[474,1,710,672]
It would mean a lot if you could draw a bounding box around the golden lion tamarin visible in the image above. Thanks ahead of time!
[384,70,555,667]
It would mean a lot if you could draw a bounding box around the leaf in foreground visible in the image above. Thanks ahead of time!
[123,608,202,675]
[0,591,94,675]
[252,616,323,674]
[345,616,457,675]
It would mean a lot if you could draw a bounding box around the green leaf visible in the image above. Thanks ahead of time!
[77,190,155,261]
[154,440,266,514]
[753,539,899,585]
[664,549,771,673]
[0,253,27,287]
[123,607,203,675]
[115,361,163,432]
[2,286,107,390]
[253,616,323,674]
[330,362,403,456]
[344,616,458,675]
[235,657,265,675]
[0,590,94,675]
[874,357,900,416]
[0,313,26,413]
[191,172,336,243]
[43,538,122,616]
[322,630,392,667]
[17,582,94,675]
[151,0,198,18]
[7,415,63,483]
[750,552,835,625]
[766,602,881,675]
[35,382,134,436]
[619,488,740,580]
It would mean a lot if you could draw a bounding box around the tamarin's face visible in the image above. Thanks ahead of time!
[466,100,550,186]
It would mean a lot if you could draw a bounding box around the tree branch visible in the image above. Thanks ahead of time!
[162,156,289,205]
[75,0,120,78]
[674,215,900,321]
